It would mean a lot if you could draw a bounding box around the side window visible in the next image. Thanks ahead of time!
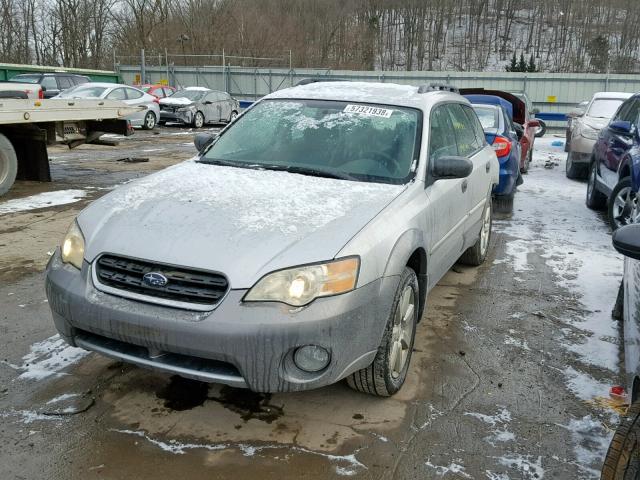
[462,105,486,147]
[615,99,635,122]
[40,76,57,90]
[428,105,458,163]
[106,88,126,100]
[57,76,73,89]
[163,88,174,97]
[125,88,143,100]
[620,99,640,125]
[447,104,481,156]
[74,76,89,85]
[206,92,219,102]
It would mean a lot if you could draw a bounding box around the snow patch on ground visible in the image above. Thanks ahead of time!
[495,454,544,479]
[0,409,64,424]
[465,407,516,447]
[2,334,89,380]
[425,459,472,478]
[46,393,80,405]
[0,189,88,215]
[557,416,612,477]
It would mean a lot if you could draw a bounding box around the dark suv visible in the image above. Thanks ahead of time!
[586,93,640,230]
[9,73,90,98]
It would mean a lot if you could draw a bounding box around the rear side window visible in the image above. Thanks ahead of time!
[57,76,73,89]
[106,88,126,100]
[447,104,482,156]
[74,76,89,85]
[463,105,487,146]
[125,88,144,99]
[41,76,57,90]
[428,105,458,161]
[163,88,174,97]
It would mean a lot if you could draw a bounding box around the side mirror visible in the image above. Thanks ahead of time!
[41,85,47,91]
[194,132,216,152]
[432,156,473,180]
[203,100,213,105]
[531,107,540,115]
[568,108,585,118]
[610,120,634,136]
[612,224,640,260]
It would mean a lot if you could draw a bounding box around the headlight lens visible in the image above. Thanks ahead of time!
[61,220,85,269]
[177,106,195,112]
[244,257,360,306]
[580,124,599,139]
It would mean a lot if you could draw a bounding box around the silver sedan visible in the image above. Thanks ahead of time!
[54,82,160,130]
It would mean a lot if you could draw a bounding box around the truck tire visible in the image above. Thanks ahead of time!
[601,400,640,480]
[0,133,18,196]
[346,267,418,397]
[460,199,492,265]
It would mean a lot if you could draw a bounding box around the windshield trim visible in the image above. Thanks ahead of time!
[200,98,423,186]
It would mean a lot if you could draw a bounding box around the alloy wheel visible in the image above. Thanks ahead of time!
[612,186,635,228]
[145,112,155,129]
[389,286,415,379]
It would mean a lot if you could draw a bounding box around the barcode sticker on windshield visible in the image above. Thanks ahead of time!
[343,104,393,118]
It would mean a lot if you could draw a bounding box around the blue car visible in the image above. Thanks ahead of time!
[465,95,522,213]
[605,223,640,475]
[587,93,640,230]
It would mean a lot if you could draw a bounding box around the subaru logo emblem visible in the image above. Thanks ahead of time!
[143,272,168,287]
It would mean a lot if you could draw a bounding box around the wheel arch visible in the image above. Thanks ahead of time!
[383,229,428,321]
[633,375,640,404]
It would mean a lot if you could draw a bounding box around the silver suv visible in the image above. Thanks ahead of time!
[45,81,498,396]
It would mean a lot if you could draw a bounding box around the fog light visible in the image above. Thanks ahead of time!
[294,345,330,372]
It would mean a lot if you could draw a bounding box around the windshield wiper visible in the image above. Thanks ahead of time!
[196,158,250,168]
[258,164,357,181]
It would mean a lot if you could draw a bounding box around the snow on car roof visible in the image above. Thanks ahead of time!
[266,81,455,108]
[184,86,211,91]
[592,91,633,100]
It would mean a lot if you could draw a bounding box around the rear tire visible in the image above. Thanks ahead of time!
[566,151,588,179]
[608,177,635,231]
[459,199,492,265]
[586,161,607,210]
[0,133,18,196]
[493,194,514,214]
[601,401,640,480]
[346,267,418,397]
[142,111,156,130]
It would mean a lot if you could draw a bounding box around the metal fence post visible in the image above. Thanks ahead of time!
[140,49,146,84]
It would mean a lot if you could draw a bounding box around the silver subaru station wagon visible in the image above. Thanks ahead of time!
[45,81,498,396]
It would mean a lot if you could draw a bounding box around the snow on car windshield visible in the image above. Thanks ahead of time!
[587,98,625,119]
[202,99,421,184]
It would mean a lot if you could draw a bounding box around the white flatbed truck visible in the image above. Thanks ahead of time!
[0,99,140,195]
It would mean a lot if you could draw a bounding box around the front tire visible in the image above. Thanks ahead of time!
[346,267,418,397]
[601,401,640,480]
[609,177,635,230]
[566,151,588,179]
[460,199,492,265]
[586,161,607,210]
[192,111,204,129]
[142,111,156,130]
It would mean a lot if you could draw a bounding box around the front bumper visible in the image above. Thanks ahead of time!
[160,109,192,124]
[570,134,597,158]
[45,251,397,392]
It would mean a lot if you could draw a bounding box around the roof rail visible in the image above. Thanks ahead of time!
[417,83,459,94]
[296,78,349,86]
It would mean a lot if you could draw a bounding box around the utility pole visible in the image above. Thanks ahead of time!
[140,49,146,85]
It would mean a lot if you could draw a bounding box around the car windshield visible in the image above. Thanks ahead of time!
[472,105,499,130]
[588,98,625,118]
[57,86,108,98]
[10,75,39,84]
[200,99,420,185]
[171,90,207,101]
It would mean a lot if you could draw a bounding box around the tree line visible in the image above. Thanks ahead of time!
[1,0,639,73]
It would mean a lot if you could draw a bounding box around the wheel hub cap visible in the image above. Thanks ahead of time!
[389,286,415,379]
[613,187,635,228]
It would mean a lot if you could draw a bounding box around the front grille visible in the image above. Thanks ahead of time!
[160,105,175,112]
[95,254,228,307]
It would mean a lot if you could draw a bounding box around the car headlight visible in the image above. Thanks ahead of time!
[61,220,85,269]
[244,257,360,306]
[177,106,195,112]
[580,124,599,140]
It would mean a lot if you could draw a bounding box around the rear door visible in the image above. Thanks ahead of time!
[425,103,471,287]
[219,92,233,121]
[202,92,219,122]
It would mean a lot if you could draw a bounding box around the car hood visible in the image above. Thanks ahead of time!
[160,97,196,106]
[79,160,405,289]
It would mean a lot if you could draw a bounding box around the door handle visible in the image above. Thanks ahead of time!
[461,180,468,193]
[485,162,491,173]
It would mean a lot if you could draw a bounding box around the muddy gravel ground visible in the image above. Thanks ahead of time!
[0,129,630,479]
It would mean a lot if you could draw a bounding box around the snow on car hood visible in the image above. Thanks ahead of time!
[159,97,195,106]
[79,160,405,288]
